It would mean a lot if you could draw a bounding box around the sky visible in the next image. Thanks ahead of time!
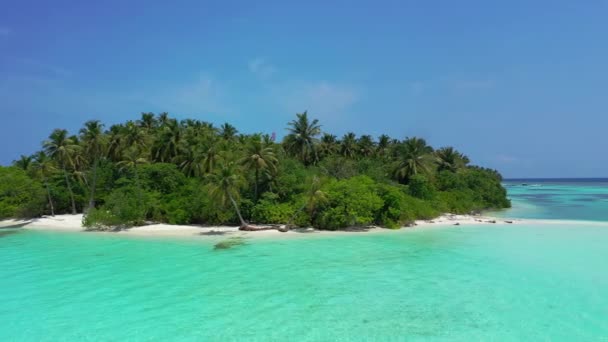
[1,0,607,178]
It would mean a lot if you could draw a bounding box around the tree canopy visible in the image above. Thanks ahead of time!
[3,111,510,230]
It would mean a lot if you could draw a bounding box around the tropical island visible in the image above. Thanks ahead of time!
[0,112,510,232]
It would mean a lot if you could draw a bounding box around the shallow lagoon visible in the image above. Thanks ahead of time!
[1,180,608,340]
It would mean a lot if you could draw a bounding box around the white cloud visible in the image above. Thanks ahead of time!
[248,58,277,79]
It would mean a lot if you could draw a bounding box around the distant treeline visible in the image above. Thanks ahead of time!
[0,111,510,230]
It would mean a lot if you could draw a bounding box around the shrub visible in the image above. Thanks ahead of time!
[82,208,124,231]
[138,163,187,194]
[83,186,151,229]
[316,176,383,230]
[461,168,511,209]
[251,192,295,224]
[318,156,358,180]
[375,183,407,228]
[0,166,46,218]
[408,174,436,200]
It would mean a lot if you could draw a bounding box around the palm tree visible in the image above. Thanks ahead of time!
[153,118,180,162]
[106,124,124,162]
[318,133,339,158]
[13,155,33,171]
[31,151,56,216]
[138,112,157,131]
[377,134,391,158]
[357,135,375,158]
[117,147,149,206]
[239,135,278,201]
[208,162,248,228]
[176,146,203,177]
[157,112,170,127]
[123,121,149,154]
[43,129,79,214]
[283,111,321,165]
[285,176,327,230]
[80,120,105,211]
[435,147,470,173]
[220,123,238,141]
[201,145,220,175]
[392,137,434,183]
[340,132,358,158]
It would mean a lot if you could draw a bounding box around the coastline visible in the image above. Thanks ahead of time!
[2,213,602,240]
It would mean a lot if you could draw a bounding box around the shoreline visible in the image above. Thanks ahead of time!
[2,213,606,241]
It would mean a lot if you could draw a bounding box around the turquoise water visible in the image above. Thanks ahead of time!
[2,180,608,340]
[493,179,608,221]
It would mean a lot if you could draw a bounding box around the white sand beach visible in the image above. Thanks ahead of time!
[0,213,532,240]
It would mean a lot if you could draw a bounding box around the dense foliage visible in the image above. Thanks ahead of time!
[2,112,510,230]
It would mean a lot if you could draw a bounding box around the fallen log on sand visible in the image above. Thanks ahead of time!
[238,224,280,231]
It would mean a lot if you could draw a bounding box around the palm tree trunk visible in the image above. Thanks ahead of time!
[228,193,247,228]
[63,167,77,214]
[43,177,55,216]
[88,157,98,211]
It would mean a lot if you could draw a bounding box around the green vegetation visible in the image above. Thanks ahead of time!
[1,112,510,230]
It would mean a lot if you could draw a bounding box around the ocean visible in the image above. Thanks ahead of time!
[1,179,607,340]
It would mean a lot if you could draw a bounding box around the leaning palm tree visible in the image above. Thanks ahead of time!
[283,111,321,165]
[392,137,434,184]
[239,135,278,201]
[80,120,105,211]
[31,151,56,216]
[207,162,248,229]
[43,129,79,214]
[435,147,470,173]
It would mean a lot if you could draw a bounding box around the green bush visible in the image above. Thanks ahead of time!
[138,163,186,194]
[271,158,314,201]
[408,174,436,200]
[0,166,46,218]
[251,192,295,224]
[316,176,383,230]
[375,183,408,228]
[462,168,511,209]
[318,156,358,180]
[83,186,150,229]
[436,190,478,214]
[83,208,124,230]
[435,170,467,191]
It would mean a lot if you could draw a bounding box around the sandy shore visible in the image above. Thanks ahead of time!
[0,213,520,238]
[1,213,605,240]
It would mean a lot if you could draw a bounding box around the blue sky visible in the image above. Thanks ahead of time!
[1,0,607,177]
